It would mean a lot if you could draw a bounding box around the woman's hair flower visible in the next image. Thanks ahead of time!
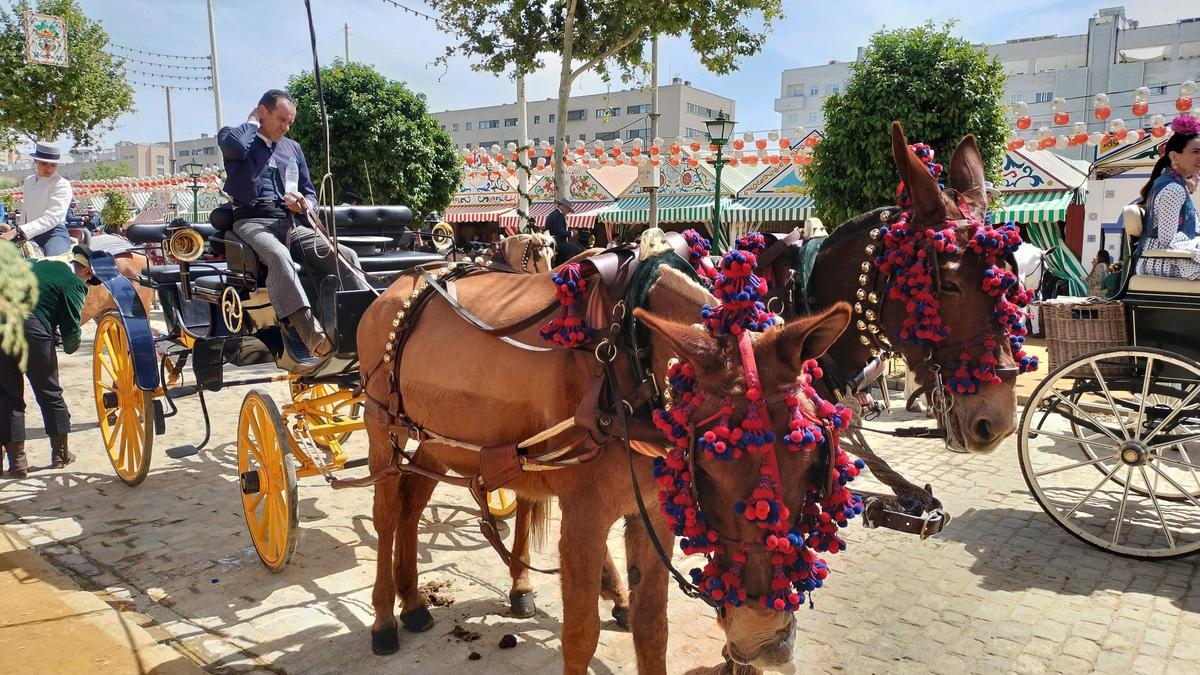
[1171,113,1200,137]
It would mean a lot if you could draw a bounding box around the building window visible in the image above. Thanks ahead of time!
[156,156,164,165]
[626,128,649,140]
[465,122,472,130]
[824,83,840,94]
[578,133,586,141]
[548,136,554,146]
[596,130,619,141]
[548,113,556,123]
[465,143,473,149]
[785,113,800,126]
[595,107,620,119]
[567,109,586,121]
[452,123,459,132]
[626,104,652,115]
[481,140,499,148]
[479,119,500,129]
[786,84,805,97]
[1010,94,1021,104]
[1033,91,1054,103]
[810,87,818,96]
[808,112,817,123]
[178,150,188,158]
[504,117,518,127]
[565,135,571,144]
[1149,82,1167,95]
[686,102,715,118]
[533,115,541,124]
[684,127,705,138]
[157,169,165,176]
[440,124,446,130]
[204,147,215,155]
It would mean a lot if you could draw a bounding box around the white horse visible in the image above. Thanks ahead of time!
[1013,241,1052,334]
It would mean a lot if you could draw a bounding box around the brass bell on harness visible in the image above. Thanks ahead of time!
[865,244,876,256]
[388,331,396,341]
[859,335,871,346]
[860,261,872,273]
[858,274,870,286]
[868,324,880,334]
[880,210,891,222]
[383,354,392,362]
[869,229,880,240]
[856,288,867,301]
[868,292,879,303]
[854,302,863,314]
[856,320,867,331]
[865,310,877,321]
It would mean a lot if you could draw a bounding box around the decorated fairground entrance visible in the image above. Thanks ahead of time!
[496,164,638,240]
[442,171,519,245]
[996,147,1090,296]
[0,173,227,226]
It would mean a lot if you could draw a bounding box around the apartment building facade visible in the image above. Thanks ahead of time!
[433,78,736,150]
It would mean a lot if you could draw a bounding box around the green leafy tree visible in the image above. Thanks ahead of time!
[0,193,16,212]
[806,22,1008,225]
[99,188,129,231]
[0,0,134,147]
[429,0,783,199]
[0,242,37,369]
[286,61,461,218]
[80,161,132,179]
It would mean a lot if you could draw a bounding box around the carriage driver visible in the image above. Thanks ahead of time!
[218,89,369,358]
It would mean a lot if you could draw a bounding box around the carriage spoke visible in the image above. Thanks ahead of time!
[1090,361,1131,440]
[1140,465,1176,550]
[1112,466,1133,546]
[1144,384,1200,445]
[1174,445,1200,494]
[1028,427,1119,450]
[1148,462,1200,510]
[1034,455,1115,478]
[1047,391,1125,444]
[1134,356,1155,437]
[1147,434,1200,452]
[1063,462,1125,520]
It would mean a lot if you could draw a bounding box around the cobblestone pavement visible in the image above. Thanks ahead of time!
[0,319,1197,674]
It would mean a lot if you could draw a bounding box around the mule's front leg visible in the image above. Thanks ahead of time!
[623,510,672,675]
[558,500,613,675]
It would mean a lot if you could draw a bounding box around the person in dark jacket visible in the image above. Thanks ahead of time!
[218,89,368,358]
[546,199,583,266]
[0,245,92,478]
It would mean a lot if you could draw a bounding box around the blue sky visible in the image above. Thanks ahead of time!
[61,0,1188,148]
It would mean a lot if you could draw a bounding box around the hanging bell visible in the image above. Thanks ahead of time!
[856,320,867,331]
[859,335,871,346]
[868,324,880,334]
[865,310,877,321]
[854,302,864,314]
[856,288,867,300]
[868,292,879,303]
[860,261,872,273]
[870,229,880,239]
[879,211,891,222]
[865,245,876,256]
[859,274,870,286]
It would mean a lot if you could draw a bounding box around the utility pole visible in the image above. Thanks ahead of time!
[344,23,350,63]
[648,35,660,230]
[207,0,223,129]
[516,72,530,230]
[166,87,177,175]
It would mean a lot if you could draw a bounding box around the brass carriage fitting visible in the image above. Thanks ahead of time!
[856,288,867,300]
[860,262,872,273]
[392,318,401,328]
[403,301,412,310]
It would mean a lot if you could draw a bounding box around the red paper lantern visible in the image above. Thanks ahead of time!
[1132,101,1149,116]
[649,146,659,156]
[1095,105,1112,121]
[732,139,745,151]
[778,138,791,150]
[651,159,660,167]
[630,146,642,156]
[689,142,701,152]
[780,154,792,165]
[727,156,739,166]
[669,144,681,155]
[687,157,699,167]
[1016,116,1032,130]
[1072,132,1088,145]
[1053,112,1069,125]
[1177,97,1194,112]
[804,136,818,148]
[1151,125,1167,138]
[669,157,680,166]
[1114,128,1128,141]
[744,155,758,166]
[755,139,768,151]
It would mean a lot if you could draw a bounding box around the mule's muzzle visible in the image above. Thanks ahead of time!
[724,611,798,674]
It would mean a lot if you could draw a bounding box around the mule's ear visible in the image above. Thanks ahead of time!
[949,134,987,220]
[633,308,725,380]
[890,121,944,224]
[771,302,852,373]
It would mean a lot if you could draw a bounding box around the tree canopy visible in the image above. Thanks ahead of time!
[805,22,1008,226]
[0,0,134,148]
[80,161,131,179]
[287,61,461,218]
[429,0,783,198]
[0,242,37,368]
[99,188,129,231]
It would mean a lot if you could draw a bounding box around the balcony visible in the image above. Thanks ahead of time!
[774,94,807,113]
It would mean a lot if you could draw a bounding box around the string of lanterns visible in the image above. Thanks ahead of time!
[459,131,823,180]
[0,173,224,200]
[1008,80,1197,152]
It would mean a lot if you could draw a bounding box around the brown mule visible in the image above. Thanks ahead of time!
[358,261,852,673]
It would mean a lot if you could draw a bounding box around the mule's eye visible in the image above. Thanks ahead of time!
[942,281,961,294]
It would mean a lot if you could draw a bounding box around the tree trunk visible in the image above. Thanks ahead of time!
[554,0,578,203]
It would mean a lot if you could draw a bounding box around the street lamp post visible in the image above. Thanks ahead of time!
[183,161,203,223]
[704,111,736,253]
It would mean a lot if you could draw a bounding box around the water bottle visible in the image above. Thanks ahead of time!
[285,156,299,195]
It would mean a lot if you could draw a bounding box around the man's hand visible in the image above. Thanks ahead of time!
[284,191,309,214]
[0,229,17,241]
[1187,174,1199,195]
[248,107,260,124]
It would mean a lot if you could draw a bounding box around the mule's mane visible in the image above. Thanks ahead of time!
[822,206,891,248]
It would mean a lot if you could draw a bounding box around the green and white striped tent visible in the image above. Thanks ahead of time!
[723,195,813,241]
[993,190,1074,224]
[600,195,731,224]
[1025,220,1088,296]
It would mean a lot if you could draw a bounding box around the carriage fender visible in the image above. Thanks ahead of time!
[88,249,160,392]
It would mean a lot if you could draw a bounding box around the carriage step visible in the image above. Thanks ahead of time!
[165,384,200,399]
[341,457,369,470]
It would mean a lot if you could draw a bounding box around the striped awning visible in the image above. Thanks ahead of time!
[444,204,515,223]
[566,201,611,229]
[600,195,728,225]
[994,191,1073,225]
[498,202,558,230]
[128,191,153,209]
[721,196,814,224]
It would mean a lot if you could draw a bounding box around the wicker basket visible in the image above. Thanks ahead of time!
[1038,298,1128,373]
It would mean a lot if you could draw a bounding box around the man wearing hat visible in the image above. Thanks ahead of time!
[0,142,75,257]
[546,198,582,266]
[0,245,93,478]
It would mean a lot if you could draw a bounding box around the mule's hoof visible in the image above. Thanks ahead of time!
[400,607,435,633]
[509,591,537,618]
[611,605,630,630]
[371,626,400,655]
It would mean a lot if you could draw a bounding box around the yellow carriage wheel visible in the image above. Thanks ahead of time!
[487,488,518,519]
[289,381,359,450]
[92,313,154,486]
[238,389,300,572]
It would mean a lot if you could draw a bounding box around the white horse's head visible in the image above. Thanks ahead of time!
[1013,241,1051,291]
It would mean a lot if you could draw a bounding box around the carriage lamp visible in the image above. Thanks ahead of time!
[704,111,735,254]
[184,161,204,223]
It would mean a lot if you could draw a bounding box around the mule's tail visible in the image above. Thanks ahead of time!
[530,497,552,551]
